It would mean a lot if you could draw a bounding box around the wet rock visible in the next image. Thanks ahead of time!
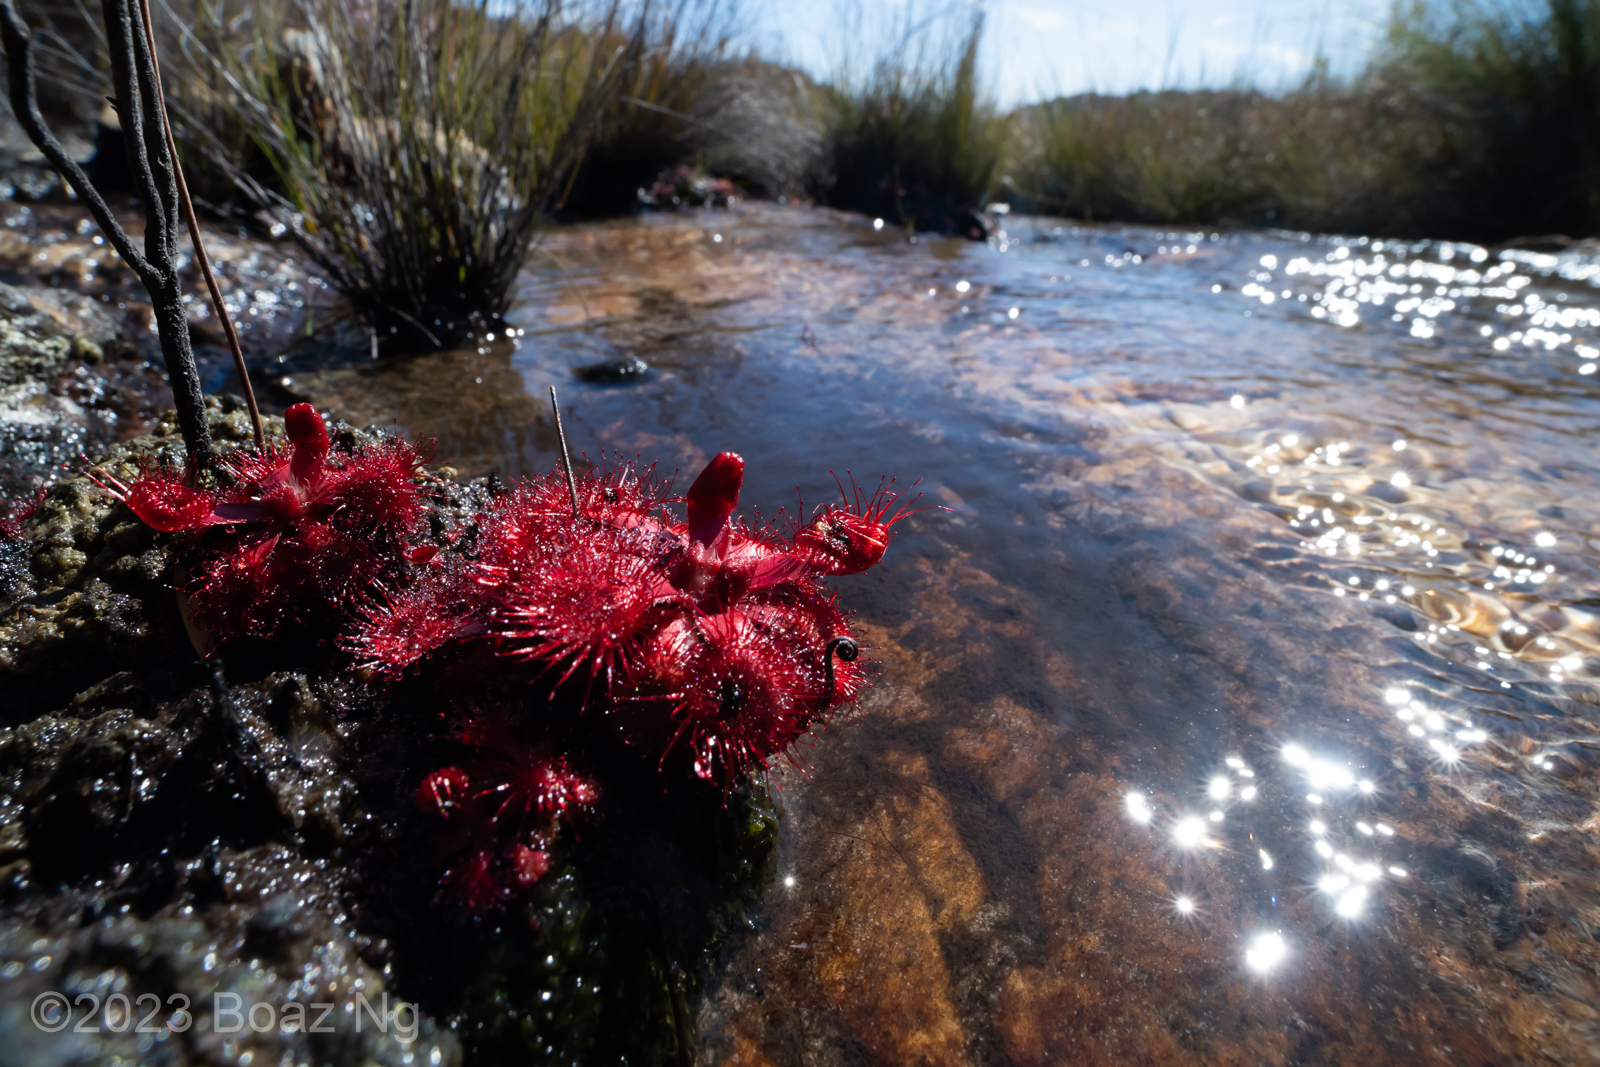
[0,578,168,719]
[0,398,783,1064]
[0,398,284,719]
[1365,481,1409,504]
[0,281,167,495]
[0,535,28,605]
[573,355,651,384]
[0,846,461,1067]
[6,670,353,887]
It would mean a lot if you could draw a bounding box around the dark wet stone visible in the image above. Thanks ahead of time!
[954,208,998,242]
[573,355,651,384]
[0,281,169,496]
[0,534,29,603]
[0,845,461,1067]
[1373,603,1420,631]
[1238,479,1275,503]
[0,396,780,1065]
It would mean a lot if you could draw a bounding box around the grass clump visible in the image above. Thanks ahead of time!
[561,7,825,214]
[813,10,1005,234]
[182,0,633,350]
[557,0,746,216]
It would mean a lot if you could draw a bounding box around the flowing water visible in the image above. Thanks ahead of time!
[286,205,1600,1065]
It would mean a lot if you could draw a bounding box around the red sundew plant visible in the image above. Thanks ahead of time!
[91,403,435,643]
[355,451,926,785]
[93,401,926,909]
[0,484,45,540]
[414,713,599,911]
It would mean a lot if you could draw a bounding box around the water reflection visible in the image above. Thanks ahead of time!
[1245,931,1289,974]
[277,205,1600,1062]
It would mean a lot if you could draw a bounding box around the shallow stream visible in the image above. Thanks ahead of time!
[279,204,1600,1063]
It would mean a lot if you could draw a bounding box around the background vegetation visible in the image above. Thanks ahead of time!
[1003,0,1600,241]
[10,0,1596,352]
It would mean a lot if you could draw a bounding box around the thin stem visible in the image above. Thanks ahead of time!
[549,386,580,519]
[135,0,264,449]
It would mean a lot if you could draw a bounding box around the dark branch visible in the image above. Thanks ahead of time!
[125,0,178,264]
[135,0,263,449]
[99,0,164,265]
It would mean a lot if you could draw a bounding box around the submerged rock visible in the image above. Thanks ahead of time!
[573,355,651,384]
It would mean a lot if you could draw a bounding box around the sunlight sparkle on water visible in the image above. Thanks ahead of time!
[1174,895,1196,915]
[1282,745,1358,793]
[1172,815,1209,849]
[1245,932,1288,974]
[1126,792,1153,824]
[1335,885,1370,919]
[1208,776,1230,801]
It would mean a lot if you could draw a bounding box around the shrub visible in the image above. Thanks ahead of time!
[557,0,742,216]
[1002,80,1456,234]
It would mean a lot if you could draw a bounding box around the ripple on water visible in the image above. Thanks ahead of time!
[276,205,1600,1063]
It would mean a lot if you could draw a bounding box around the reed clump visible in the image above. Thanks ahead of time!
[812,11,1006,234]
[181,0,632,350]
[674,57,824,202]
[558,1,736,216]
[1378,0,1600,238]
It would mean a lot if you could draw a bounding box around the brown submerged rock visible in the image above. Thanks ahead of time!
[703,448,1600,1066]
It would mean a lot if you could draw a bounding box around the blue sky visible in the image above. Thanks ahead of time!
[754,0,1391,107]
